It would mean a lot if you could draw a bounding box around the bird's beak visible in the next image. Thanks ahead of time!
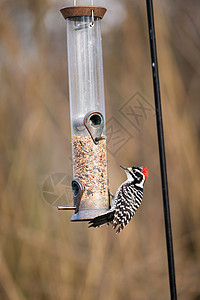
[120,165,128,171]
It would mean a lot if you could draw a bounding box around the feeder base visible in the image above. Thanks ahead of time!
[71,208,108,222]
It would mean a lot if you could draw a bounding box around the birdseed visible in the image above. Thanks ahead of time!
[72,135,108,209]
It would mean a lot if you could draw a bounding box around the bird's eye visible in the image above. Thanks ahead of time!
[135,171,142,178]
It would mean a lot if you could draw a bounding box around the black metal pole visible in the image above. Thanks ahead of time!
[145,0,177,299]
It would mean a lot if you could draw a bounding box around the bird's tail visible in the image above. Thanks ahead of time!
[88,210,114,228]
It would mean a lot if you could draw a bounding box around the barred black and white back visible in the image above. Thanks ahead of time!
[88,165,148,234]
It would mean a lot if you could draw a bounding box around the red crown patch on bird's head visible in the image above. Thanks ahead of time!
[142,167,148,181]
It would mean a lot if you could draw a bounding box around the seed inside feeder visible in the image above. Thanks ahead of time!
[72,135,108,210]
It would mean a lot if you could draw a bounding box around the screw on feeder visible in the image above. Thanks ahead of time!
[90,0,94,28]
[90,9,94,27]
[74,8,95,30]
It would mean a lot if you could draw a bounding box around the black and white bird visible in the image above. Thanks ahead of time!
[88,165,148,234]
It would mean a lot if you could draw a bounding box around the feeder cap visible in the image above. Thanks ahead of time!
[60,6,107,19]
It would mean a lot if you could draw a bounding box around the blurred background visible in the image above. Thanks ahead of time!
[1,0,200,299]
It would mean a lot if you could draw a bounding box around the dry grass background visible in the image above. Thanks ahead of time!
[0,0,200,299]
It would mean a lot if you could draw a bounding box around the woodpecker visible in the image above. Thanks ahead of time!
[88,165,148,234]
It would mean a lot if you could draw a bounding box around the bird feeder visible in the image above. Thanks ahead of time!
[58,2,109,221]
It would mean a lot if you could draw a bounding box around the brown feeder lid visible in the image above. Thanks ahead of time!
[60,6,107,19]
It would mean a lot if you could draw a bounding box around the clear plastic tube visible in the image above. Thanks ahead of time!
[65,14,108,221]
[67,16,106,136]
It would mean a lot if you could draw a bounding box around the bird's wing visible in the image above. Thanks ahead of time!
[88,210,114,228]
[113,183,143,234]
